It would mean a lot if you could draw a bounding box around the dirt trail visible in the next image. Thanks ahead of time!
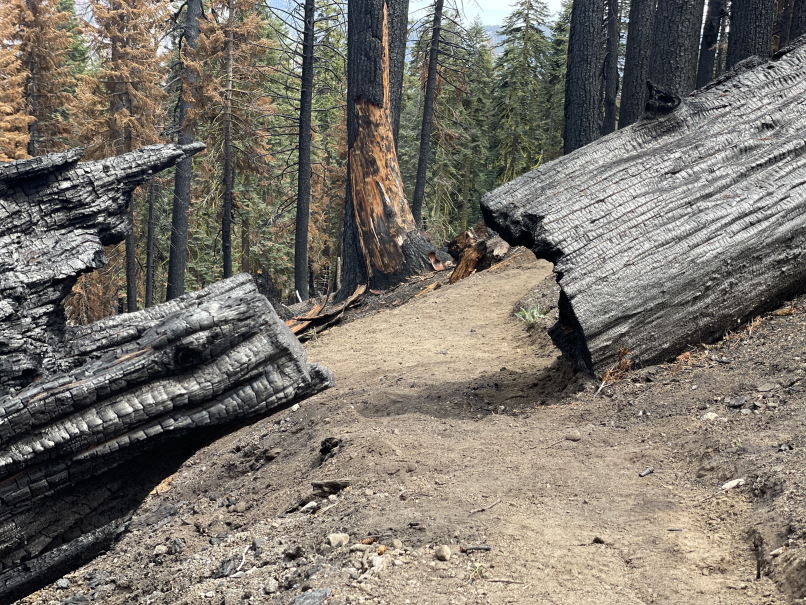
[24,252,796,605]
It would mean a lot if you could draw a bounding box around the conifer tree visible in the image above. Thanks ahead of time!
[13,0,74,155]
[72,0,168,314]
[542,1,571,156]
[492,0,552,181]
[0,1,33,161]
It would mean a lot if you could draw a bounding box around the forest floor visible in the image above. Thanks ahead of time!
[21,250,806,605]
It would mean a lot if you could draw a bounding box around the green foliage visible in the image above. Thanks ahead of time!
[515,304,547,326]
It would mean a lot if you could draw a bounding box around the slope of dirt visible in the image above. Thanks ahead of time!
[21,252,804,605]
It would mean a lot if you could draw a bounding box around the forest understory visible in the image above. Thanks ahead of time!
[19,251,806,605]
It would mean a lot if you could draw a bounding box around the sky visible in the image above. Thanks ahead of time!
[410,0,564,27]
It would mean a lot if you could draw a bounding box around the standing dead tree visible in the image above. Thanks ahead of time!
[482,40,806,375]
[0,144,331,603]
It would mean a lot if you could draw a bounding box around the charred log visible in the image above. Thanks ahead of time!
[482,40,806,376]
[0,145,332,602]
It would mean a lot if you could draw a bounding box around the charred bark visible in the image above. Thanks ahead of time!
[601,0,621,134]
[412,0,444,226]
[564,0,606,153]
[0,144,332,602]
[727,0,776,68]
[697,0,726,87]
[648,0,706,95]
[388,0,409,146]
[167,0,202,301]
[294,0,316,301]
[482,41,806,375]
[339,0,440,300]
[620,0,656,128]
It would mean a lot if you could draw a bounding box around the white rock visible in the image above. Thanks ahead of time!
[721,478,746,490]
[701,411,720,421]
[263,578,280,594]
[291,404,300,412]
[328,533,350,548]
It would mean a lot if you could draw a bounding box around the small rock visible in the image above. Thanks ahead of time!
[592,536,606,544]
[252,536,268,555]
[639,467,654,477]
[740,408,751,415]
[701,411,720,421]
[299,501,319,514]
[55,578,71,589]
[390,539,404,550]
[757,383,778,393]
[153,544,168,556]
[364,488,374,497]
[565,430,583,442]
[291,588,332,605]
[778,443,792,452]
[328,533,350,548]
[263,578,280,594]
[770,547,785,557]
[726,396,747,409]
[233,500,248,513]
[434,545,452,561]
[767,401,779,409]
[370,555,385,569]
[291,404,301,412]
[721,478,746,491]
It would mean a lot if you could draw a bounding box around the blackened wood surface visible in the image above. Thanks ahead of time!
[483,42,806,375]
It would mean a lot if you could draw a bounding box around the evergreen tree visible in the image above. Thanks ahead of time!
[13,0,74,155]
[492,0,552,181]
[542,1,572,157]
[0,1,33,161]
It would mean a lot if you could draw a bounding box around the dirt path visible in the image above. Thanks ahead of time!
[24,252,794,605]
[300,254,779,604]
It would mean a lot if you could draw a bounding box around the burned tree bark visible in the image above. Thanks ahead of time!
[0,145,332,602]
[482,41,806,376]
[727,0,776,68]
[620,0,656,128]
[648,0,706,95]
[339,0,441,299]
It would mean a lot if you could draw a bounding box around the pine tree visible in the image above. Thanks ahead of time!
[71,0,168,315]
[493,0,552,180]
[0,1,33,161]
[13,0,74,155]
[541,1,571,156]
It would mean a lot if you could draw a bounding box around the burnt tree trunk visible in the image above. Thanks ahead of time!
[411,0,444,227]
[601,0,621,134]
[727,0,776,68]
[339,0,440,300]
[697,0,726,87]
[620,0,656,128]
[482,41,806,376]
[648,0,706,95]
[0,144,331,603]
[144,177,157,307]
[295,0,316,301]
[222,7,235,279]
[167,0,202,301]
[388,0,409,146]
[793,0,806,38]
[564,0,606,154]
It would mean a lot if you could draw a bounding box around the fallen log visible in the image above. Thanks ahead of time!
[446,223,511,284]
[0,146,332,602]
[482,40,806,375]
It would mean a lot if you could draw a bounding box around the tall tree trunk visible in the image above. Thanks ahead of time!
[388,0,409,147]
[411,0,444,227]
[715,8,729,75]
[793,0,806,38]
[222,10,234,280]
[166,0,202,301]
[24,0,40,156]
[295,0,315,301]
[727,0,775,68]
[564,0,606,153]
[144,177,156,307]
[241,211,251,273]
[339,0,437,300]
[620,0,656,128]
[697,0,726,87]
[602,0,621,134]
[648,0,705,95]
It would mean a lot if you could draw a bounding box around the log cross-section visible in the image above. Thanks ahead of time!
[482,40,806,375]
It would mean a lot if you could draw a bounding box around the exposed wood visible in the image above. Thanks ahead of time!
[286,284,367,337]
[446,226,511,284]
[0,145,332,602]
[482,41,806,375]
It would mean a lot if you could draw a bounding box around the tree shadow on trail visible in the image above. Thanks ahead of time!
[356,357,590,421]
